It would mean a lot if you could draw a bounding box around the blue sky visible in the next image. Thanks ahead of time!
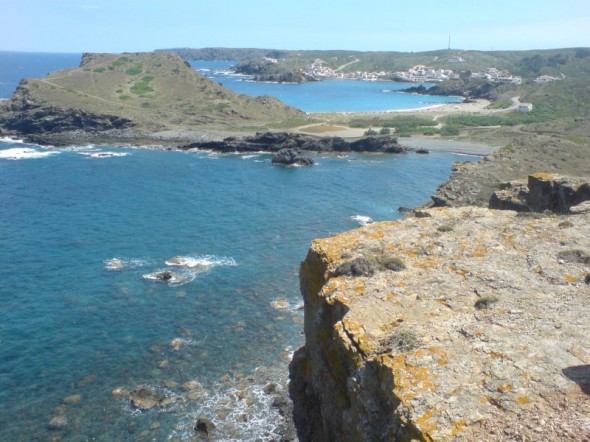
[3,0,589,53]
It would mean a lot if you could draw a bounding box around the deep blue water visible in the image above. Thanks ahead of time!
[0,52,477,441]
[191,60,463,112]
[0,51,82,98]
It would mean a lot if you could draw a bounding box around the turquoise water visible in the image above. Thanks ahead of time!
[191,60,463,112]
[0,141,478,440]
[0,52,475,440]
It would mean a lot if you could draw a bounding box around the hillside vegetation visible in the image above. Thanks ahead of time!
[163,47,590,80]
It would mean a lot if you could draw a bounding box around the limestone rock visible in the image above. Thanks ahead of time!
[490,173,590,214]
[290,206,590,441]
[526,173,590,213]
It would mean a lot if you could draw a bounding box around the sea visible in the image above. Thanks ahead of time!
[0,52,478,441]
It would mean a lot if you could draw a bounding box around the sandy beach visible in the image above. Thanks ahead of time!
[295,98,499,156]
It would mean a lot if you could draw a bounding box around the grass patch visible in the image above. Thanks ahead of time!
[118,94,131,101]
[501,144,516,153]
[130,77,154,95]
[172,68,180,75]
[489,97,514,109]
[267,117,320,129]
[93,67,106,73]
[111,56,129,68]
[558,220,574,228]
[349,115,437,133]
[380,330,419,352]
[370,254,406,272]
[125,63,143,76]
[437,225,454,233]
[475,295,499,309]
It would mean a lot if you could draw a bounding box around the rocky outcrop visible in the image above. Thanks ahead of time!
[290,206,590,441]
[271,148,314,166]
[489,173,590,213]
[180,132,409,154]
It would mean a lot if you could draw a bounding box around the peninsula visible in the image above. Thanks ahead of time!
[0,51,309,146]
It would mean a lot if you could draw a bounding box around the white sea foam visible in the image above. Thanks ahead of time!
[0,136,24,144]
[78,151,130,158]
[351,215,374,226]
[0,147,59,160]
[103,257,152,271]
[142,270,188,286]
[270,299,303,312]
[165,255,237,269]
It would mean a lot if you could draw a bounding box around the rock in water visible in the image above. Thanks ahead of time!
[194,417,216,437]
[128,387,163,410]
[271,148,314,166]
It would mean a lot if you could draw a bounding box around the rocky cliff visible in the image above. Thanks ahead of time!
[290,204,590,441]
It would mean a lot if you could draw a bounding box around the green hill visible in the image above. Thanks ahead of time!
[0,51,307,144]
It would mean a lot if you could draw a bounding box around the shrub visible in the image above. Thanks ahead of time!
[440,125,460,136]
[333,257,377,277]
[475,295,499,309]
[93,67,106,73]
[585,273,590,285]
[437,225,453,233]
[364,128,378,136]
[558,249,590,264]
[558,221,574,228]
[379,127,391,135]
[125,63,143,75]
[372,254,406,272]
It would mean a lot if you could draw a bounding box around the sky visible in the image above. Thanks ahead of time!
[2,0,589,53]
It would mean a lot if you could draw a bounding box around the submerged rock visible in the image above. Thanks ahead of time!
[128,387,163,410]
[48,415,68,430]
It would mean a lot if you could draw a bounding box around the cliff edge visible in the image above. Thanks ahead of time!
[290,205,590,441]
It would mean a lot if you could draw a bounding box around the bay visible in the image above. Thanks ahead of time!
[191,60,463,112]
[0,52,476,441]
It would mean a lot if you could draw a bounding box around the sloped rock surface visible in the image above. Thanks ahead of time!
[290,206,590,441]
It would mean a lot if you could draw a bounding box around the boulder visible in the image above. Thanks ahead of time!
[488,180,529,212]
[271,148,314,166]
[194,417,216,437]
[489,174,590,213]
[526,173,590,213]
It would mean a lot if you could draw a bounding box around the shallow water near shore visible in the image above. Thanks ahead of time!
[0,140,478,440]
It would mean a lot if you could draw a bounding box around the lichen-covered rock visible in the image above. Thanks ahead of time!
[490,174,590,214]
[290,206,590,441]
[526,173,590,213]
